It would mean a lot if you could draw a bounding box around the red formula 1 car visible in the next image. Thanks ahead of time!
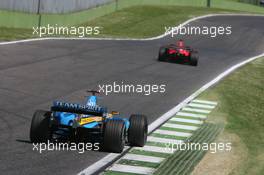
[158,40,199,66]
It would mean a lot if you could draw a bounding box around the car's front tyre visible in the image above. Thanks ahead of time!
[190,53,199,66]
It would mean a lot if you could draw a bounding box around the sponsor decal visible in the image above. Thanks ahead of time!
[53,101,104,113]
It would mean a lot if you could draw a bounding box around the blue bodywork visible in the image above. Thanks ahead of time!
[52,95,130,130]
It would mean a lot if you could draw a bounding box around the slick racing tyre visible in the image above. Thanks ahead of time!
[158,47,167,61]
[103,120,126,153]
[190,53,199,66]
[30,110,52,143]
[128,114,148,147]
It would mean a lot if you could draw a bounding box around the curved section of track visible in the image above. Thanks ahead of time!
[0,15,263,175]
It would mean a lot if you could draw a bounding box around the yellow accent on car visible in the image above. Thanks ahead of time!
[79,117,102,125]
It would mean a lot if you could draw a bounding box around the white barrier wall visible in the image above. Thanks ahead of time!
[0,0,114,14]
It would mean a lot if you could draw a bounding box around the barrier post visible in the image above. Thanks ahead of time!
[207,0,211,7]
[37,0,42,27]
[115,0,118,11]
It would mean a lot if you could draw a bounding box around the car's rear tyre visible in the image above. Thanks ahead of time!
[103,120,126,153]
[158,47,167,61]
[30,110,52,143]
[190,53,198,66]
[128,114,148,147]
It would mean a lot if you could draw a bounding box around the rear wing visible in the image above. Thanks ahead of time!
[51,101,106,116]
[167,44,198,52]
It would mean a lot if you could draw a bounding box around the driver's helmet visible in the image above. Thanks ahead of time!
[177,39,184,48]
[86,95,97,106]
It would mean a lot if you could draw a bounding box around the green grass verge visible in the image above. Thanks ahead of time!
[0,10,39,28]
[0,3,262,41]
[129,149,171,158]
[118,159,160,168]
[145,141,171,148]
[198,57,264,175]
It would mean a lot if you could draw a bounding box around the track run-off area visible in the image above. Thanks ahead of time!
[0,15,263,175]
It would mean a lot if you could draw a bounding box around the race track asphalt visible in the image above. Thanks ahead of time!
[0,15,263,175]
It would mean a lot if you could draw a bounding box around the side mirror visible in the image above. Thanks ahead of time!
[111,111,120,115]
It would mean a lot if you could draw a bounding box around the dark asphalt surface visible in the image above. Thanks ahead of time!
[0,15,263,175]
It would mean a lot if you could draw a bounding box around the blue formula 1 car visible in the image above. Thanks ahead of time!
[30,91,148,153]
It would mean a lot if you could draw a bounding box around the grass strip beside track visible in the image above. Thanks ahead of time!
[118,159,160,168]
[197,57,264,175]
[129,149,171,158]
[145,141,173,148]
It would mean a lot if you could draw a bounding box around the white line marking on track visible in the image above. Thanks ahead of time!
[134,145,173,154]
[147,136,183,144]
[154,129,192,137]
[182,107,211,114]
[77,152,123,175]
[170,118,203,124]
[163,123,199,131]
[109,164,155,175]
[187,103,215,109]
[176,112,207,119]
[192,99,218,105]
[122,154,165,163]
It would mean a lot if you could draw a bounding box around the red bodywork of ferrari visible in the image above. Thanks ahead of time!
[158,40,198,66]
[167,48,190,57]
